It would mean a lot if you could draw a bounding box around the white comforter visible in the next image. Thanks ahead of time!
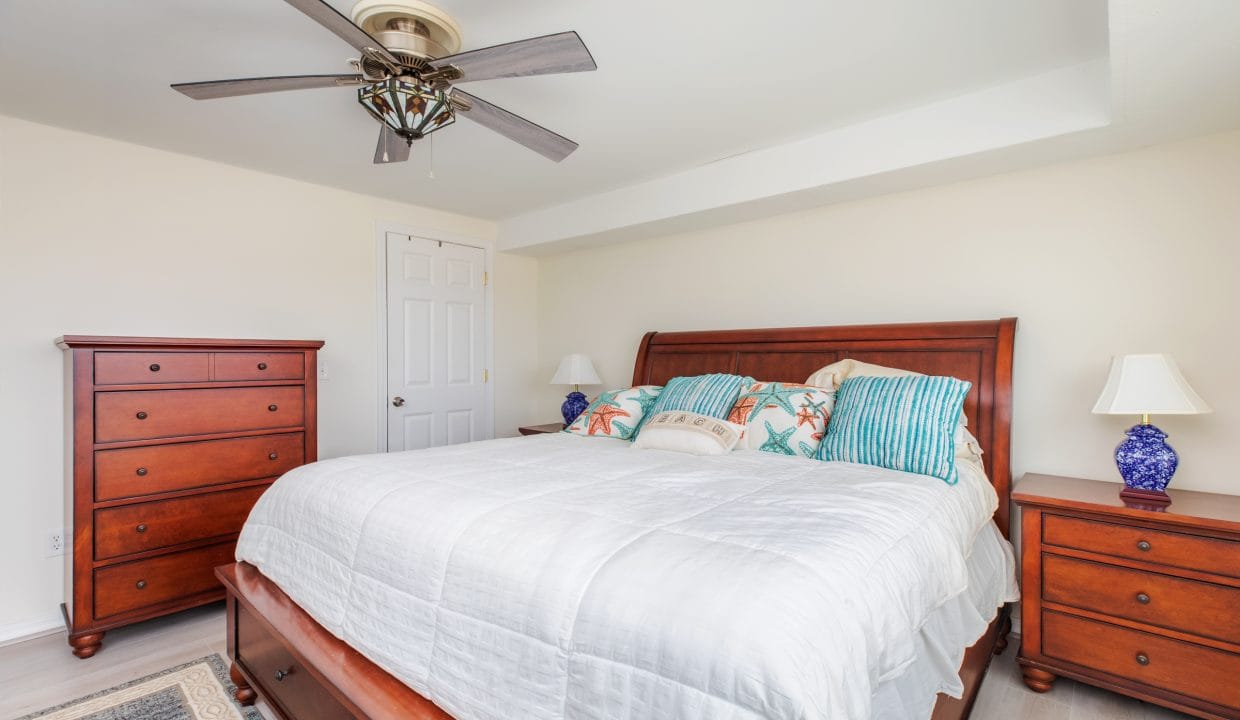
[236,433,1013,720]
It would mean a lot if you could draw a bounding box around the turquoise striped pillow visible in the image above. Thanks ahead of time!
[647,373,754,420]
[817,375,971,484]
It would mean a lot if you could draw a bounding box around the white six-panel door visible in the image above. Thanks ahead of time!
[386,232,488,451]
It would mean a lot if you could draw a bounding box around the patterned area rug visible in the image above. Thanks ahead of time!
[17,655,262,720]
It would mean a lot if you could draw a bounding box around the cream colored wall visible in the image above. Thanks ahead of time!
[0,115,540,638]
[536,128,1240,496]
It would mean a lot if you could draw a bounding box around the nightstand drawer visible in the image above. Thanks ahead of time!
[1044,514,1240,579]
[1043,611,1240,711]
[1043,554,1240,645]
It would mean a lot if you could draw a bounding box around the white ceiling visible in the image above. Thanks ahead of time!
[0,0,1106,220]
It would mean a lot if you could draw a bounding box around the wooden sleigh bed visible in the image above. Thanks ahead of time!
[219,317,1018,720]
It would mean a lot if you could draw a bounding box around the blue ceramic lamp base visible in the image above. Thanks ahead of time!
[561,391,589,426]
[1115,422,1177,507]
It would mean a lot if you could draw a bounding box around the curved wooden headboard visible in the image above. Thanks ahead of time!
[631,318,1017,537]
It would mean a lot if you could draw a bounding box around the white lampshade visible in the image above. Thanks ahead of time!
[550,353,601,386]
[1092,354,1211,416]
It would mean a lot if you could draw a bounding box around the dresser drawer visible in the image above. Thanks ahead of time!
[95,352,209,385]
[236,605,353,720]
[214,353,305,382]
[94,485,268,560]
[95,387,305,442]
[1043,611,1240,710]
[93,542,234,619]
[1043,554,1240,645]
[1043,514,1240,579]
[94,433,304,501]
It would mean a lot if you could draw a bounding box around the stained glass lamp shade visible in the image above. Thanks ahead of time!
[358,79,455,140]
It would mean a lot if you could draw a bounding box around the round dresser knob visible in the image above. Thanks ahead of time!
[274,669,289,682]
[136,411,148,420]
[1135,653,1150,666]
[1136,540,1151,552]
[268,452,279,461]
[135,524,147,534]
[149,363,161,372]
[1136,592,1150,605]
[257,362,268,370]
[135,580,147,590]
[267,404,278,412]
[136,467,148,477]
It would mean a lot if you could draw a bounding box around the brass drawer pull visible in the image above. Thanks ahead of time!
[136,411,148,420]
[1135,653,1150,666]
[135,580,147,590]
[268,452,279,461]
[136,524,147,534]
[1136,592,1150,604]
[274,668,290,682]
[1136,540,1151,552]
[268,404,278,412]
[149,363,161,372]
[257,362,268,370]
[136,467,148,477]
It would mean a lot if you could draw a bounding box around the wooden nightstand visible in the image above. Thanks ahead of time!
[1014,473,1240,719]
[518,423,565,436]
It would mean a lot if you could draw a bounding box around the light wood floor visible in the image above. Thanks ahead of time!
[0,604,1197,720]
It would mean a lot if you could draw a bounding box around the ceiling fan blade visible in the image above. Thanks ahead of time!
[452,89,578,162]
[374,125,411,164]
[172,74,364,100]
[432,31,596,83]
[282,0,400,67]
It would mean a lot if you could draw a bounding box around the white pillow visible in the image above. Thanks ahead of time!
[632,411,743,455]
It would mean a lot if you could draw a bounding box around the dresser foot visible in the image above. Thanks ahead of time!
[994,612,1012,655]
[230,664,257,706]
[69,632,105,659]
[1020,666,1057,693]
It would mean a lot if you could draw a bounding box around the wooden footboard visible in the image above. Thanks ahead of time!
[218,562,1010,720]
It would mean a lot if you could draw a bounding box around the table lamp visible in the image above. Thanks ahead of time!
[551,353,601,425]
[1092,354,1211,505]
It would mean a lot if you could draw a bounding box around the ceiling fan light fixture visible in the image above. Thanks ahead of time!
[357,78,455,141]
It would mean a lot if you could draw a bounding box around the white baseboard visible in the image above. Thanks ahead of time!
[0,615,64,647]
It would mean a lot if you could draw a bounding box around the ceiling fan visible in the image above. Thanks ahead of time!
[172,0,596,164]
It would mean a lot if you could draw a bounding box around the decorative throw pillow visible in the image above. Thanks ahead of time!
[817,375,972,484]
[564,385,663,440]
[631,411,743,455]
[647,373,754,420]
[728,381,835,458]
[806,359,969,428]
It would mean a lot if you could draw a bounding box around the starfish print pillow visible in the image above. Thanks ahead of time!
[728,381,835,458]
[564,385,663,440]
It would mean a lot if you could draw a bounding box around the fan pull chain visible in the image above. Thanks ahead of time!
[426,133,435,180]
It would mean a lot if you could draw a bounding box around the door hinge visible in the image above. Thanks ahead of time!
[482,271,489,287]
[483,369,489,383]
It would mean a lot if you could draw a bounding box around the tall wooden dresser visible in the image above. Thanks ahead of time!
[57,336,323,659]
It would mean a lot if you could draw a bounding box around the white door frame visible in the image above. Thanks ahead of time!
[374,221,495,452]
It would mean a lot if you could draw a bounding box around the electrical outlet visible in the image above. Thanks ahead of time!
[318,362,329,382]
[46,529,65,557]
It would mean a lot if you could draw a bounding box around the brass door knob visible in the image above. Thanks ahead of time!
[392,396,406,407]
